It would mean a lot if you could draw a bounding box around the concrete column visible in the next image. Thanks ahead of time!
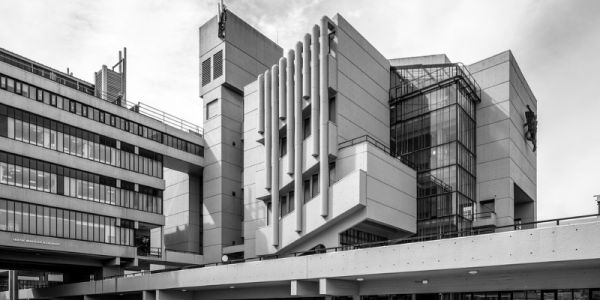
[279,57,287,120]
[302,34,311,100]
[294,42,304,232]
[8,270,17,300]
[264,70,272,190]
[319,18,330,218]
[311,25,320,157]
[287,50,295,175]
[257,74,265,134]
[271,64,280,247]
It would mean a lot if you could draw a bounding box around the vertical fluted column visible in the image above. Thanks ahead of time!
[287,50,295,175]
[264,70,272,190]
[311,25,320,157]
[279,57,287,120]
[302,34,311,100]
[257,74,264,134]
[271,65,280,247]
[319,18,330,217]
[294,42,304,232]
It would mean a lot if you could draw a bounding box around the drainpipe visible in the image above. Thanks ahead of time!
[271,64,280,247]
[319,18,329,218]
[294,42,304,232]
[311,25,320,157]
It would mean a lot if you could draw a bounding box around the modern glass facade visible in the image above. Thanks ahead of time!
[390,64,480,236]
[0,198,135,246]
[0,72,204,157]
[0,151,163,214]
[0,103,164,178]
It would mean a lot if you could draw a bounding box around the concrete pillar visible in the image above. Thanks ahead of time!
[257,74,265,134]
[264,70,272,190]
[319,18,330,218]
[311,25,320,157]
[8,270,17,300]
[271,64,280,247]
[279,57,287,120]
[294,42,304,233]
[287,50,295,175]
[302,34,311,100]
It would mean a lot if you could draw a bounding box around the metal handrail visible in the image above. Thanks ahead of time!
[338,135,416,169]
[94,213,600,283]
[86,213,600,284]
[391,63,481,103]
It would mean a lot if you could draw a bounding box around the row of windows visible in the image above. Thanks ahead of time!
[339,228,386,246]
[0,104,163,178]
[0,151,163,214]
[363,289,600,300]
[0,73,203,157]
[265,164,337,224]
[0,198,135,246]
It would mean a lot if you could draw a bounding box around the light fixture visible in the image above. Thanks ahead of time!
[221,254,229,263]
[356,278,364,281]
[181,289,187,292]
[229,285,236,289]
[468,270,478,275]
[421,279,429,285]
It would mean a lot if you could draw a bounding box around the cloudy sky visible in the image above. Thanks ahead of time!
[0,0,598,219]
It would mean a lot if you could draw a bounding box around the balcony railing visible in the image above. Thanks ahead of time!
[0,48,203,136]
[137,246,162,258]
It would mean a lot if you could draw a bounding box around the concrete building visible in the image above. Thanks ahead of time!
[3,5,593,300]
[0,46,206,286]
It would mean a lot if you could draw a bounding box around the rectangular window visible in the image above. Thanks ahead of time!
[311,173,319,198]
[303,117,311,139]
[6,78,15,93]
[0,199,7,230]
[280,195,287,217]
[329,162,336,185]
[280,136,287,157]
[304,179,311,203]
[206,99,218,120]
[329,97,336,123]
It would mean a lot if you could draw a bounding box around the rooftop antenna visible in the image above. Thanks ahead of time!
[106,47,127,106]
[217,0,227,39]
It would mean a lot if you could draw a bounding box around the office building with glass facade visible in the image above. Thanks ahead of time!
[0,46,205,289]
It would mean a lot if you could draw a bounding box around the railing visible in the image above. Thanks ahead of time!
[91,213,600,283]
[392,63,481,102]
[137,246,162,258]
[126,102,202,135]
[0,48,203,136]
[338,135,416,169]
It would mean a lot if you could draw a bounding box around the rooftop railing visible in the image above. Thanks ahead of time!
[392,63,481,102]
[0,48,203,136]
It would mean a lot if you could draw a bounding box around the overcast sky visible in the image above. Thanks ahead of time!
[0,0,598,220]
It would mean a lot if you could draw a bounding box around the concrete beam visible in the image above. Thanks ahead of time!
[291,280,319,296]
[319,278,359,296]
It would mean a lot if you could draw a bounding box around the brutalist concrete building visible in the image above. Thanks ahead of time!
[2,6,597,300]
